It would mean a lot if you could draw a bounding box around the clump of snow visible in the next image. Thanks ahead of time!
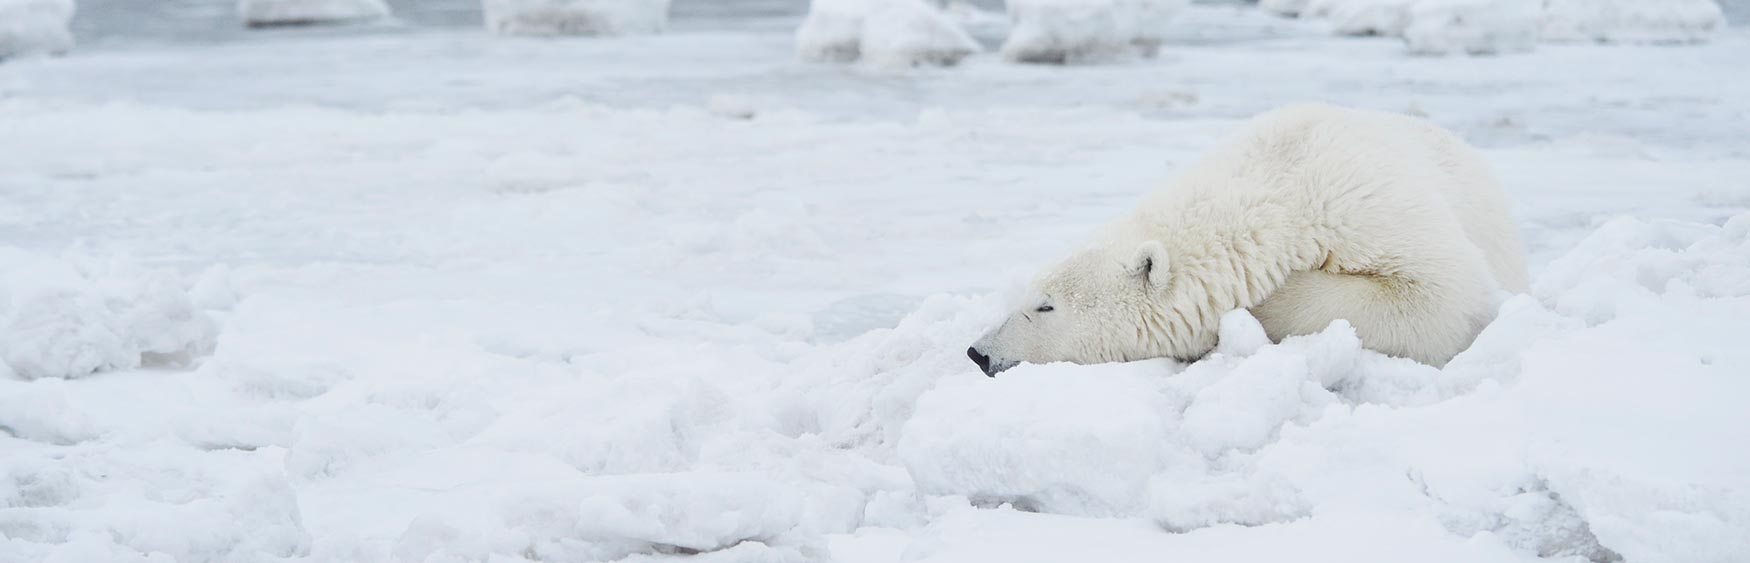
[1403,0,1540,56]
[393,473,809,561]
[237,0,389,27]
[1001,0,1187,64]
[796,0,867,62]
[483,0,671,36]
[484,151,584,194]
[1260,0,1313,17]
[0,248,217,381]
[1213,308,1271,357]
[796,0,979,67]
[898,363,1172,516]
[705,94,761,120]
[1541,0,1725,44]
[861,0,982,67]
[1324,0,1416,37]
[1148,470,1310,532]
[0,0,73,58]
[0,380,102,444]
[0,445,310,561]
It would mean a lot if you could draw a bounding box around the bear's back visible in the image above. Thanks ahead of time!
[1168,103,1529,294]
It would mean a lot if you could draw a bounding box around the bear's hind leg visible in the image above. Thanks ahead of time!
[1247,269,1493,366]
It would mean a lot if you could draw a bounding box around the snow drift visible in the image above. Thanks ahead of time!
[483,0,672,36]
[237,0,389,27]
[0,248,216,381]
[0,0,73,58]
[1001,0,1187,64]
[796,0,980,67]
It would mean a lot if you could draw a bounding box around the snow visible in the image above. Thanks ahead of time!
[483,0,672,36]
[237,0,389,27]
[1542,0,1726,44]
[1260,0,1313,18]
[1001,0,1187,63]
[1277,0,1727,53]
[2,2,1749,562]
[0,0,72,57]
[796,0,979,66]
[0,249,216,381]
[1403,0,1541,55]
[858,0,981,67]
[1323,0,1415,37]
[900,362,1173,516]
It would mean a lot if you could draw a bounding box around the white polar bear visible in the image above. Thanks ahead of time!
[968,103,1527,375]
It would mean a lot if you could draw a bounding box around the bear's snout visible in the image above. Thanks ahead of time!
[967,347,995,377]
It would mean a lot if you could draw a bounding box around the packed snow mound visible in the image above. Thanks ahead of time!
[0,0,73,58]
[1001,0,1187,64]
[1403,0,1540,55]
[1542,0,1724,44]
[796,0,979,67]
[0,248,216,381]
[483,0,671,36]
[237,0,389,27]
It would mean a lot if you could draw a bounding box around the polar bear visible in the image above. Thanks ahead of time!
[967,103,1527,375]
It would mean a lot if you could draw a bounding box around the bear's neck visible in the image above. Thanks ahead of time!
[1134,199,1327,358]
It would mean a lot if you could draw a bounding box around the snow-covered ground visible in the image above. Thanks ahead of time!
[2,2,1748,562]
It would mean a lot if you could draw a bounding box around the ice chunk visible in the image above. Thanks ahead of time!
[796,0,868,62]
[0,0,73,58]
[860,0,981,67]
[237,0,389,27]
[0,248,216,380]
[1001,0,1186,64]
[1403,0,1540,55]
[1542,0,1724,44]
[796,0,979,67]
[484,0,671,36]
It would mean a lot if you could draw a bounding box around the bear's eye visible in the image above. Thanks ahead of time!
[1035,305,1054,313]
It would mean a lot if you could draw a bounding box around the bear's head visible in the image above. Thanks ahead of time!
[968,239,1195,377]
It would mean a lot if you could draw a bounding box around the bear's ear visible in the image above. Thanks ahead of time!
[1127,241,1171,288]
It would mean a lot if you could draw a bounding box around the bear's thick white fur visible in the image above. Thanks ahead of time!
[969,103,1527,374]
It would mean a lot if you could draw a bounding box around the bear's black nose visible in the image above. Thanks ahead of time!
[967,347,994,377]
